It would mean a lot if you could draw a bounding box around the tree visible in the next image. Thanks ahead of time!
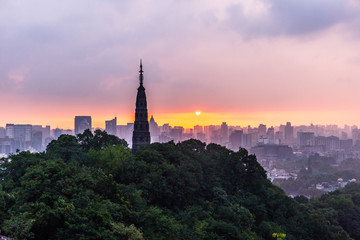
[77,129,128,152]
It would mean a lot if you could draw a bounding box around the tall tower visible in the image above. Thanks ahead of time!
[132,60,151,153]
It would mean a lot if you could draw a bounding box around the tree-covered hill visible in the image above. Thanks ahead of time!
[0,131,357,239]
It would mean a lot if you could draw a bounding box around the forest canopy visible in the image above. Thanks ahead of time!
[0,131,358,240]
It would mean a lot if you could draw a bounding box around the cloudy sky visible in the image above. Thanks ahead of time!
[1,0,360,128]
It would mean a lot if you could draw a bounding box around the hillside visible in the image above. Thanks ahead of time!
[0,131,357,239]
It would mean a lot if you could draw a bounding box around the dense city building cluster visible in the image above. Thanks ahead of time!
[1,118,360,161]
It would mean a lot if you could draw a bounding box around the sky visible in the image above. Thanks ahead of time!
[1,0,360,129]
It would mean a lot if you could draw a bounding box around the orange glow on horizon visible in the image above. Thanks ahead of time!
[2,109,360,130]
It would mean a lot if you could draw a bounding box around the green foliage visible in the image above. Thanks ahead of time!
[0,137,358,239]
[77,129,128,152]
[2,214,35,239]
[111,222,143,240]
[46,134,83,162]
[272,232,286,239]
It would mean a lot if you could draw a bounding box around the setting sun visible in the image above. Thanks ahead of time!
[195,111,201,116]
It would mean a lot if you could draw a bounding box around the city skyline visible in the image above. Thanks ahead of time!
[2,1,360,128]
[3,110,360,130]
[2,116,360,157]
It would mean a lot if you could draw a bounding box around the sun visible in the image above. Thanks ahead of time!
[195,111,201,116]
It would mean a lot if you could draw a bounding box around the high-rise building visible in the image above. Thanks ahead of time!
[117,123,134,145]
[0,127,5,138]
[340,139,353,152]
[315,136,340,152]
[194,125,203,135]
[170,126,184,143]
[132,60,150,153]
[53,128,63,140]
[32,125,43,151]
[105,117,117,136]
[258,124,267,137]
[0,138,14,155]
[352,128,360,143]
[149,115,160,142]
[284,122,294,142]
[229,130,243,151]
[197,132,206,143]
[220,122,229,145]
[275,131,283,143]
[267,126,275,142]
[42,125,51,147]
[10,124,32,152]
[297,132,315,147]
[74,116,92,135]
[6,124,14,138]
[161,123,172,134]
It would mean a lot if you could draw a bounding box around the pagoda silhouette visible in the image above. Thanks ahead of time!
[132,60,151,153]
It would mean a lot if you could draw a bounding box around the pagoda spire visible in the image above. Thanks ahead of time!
[139,59,144,86]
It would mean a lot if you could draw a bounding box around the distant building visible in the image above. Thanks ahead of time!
[243,133,252,148]
[352,128,360,142]
[194,125,203,135]
[31,125,43,151]
[42,125,51,147]
[159,132,173,143]
[118,123,133,145]
[53,128,63,140]
[220,122,229,145]
[279,125,285,136]
[5,124,14,138]
[5,124,32,152]
[284,122,294,142]
[297,132,315,147]
[314,136,340,152]
[340,139,353,152]
[0,137,14,155]
[182,131,193,141]
[197,132,206,143]
[63,129,74,135]
[149,115,160,142]
[258,124,267,137]
[208,125,220,144]
[161,123,172,134]
[275,131,283,142]
[328,136,340,151]
[267,126,275,142]
[30,125,51,151]
[170,126,184,143]
[0,127,5,138]
[74,116,92,135]
[105,117,117,136]
[251,144,293,161]
[341,131,348,140]
[229,130,243,151]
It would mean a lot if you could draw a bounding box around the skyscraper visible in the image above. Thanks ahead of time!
[105,117,117,136]
[229,130,243,151]
[149,115,160,142]
[132,60,150,153]
[267,126,275,142]
[284,122,294,142]
[258,124,267,137]
[220,122,229,145]
[74,116,92,135]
